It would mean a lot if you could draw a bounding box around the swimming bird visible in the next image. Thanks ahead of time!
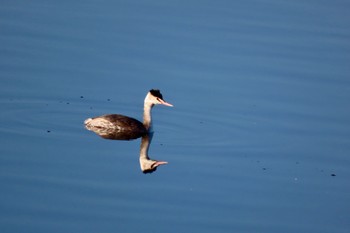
[84,89,173,139]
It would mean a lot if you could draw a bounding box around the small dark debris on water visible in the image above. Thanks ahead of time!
[331,173,336,177]
[80,96,84,98]
[66,102,70,105]
[47,130,51,133]
[107,98,111,101]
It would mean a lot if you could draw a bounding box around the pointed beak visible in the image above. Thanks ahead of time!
[159,99,173,107]
[154,161,168,166]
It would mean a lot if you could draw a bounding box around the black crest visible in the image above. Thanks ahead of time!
[150,89,163,99]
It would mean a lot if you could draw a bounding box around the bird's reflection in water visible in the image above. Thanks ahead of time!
[139,132,167,173]
[85,124,168,173]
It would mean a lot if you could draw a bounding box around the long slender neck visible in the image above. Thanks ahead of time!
[143,102,154,130]
[139,135,149,172]
[139,133,156,172]
[140,133,152,160]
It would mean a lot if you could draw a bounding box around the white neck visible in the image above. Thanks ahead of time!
[143,102,154,130]
[139,134,153,172]
[140,133,151,160]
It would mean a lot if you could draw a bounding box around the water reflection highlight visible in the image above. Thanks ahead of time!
[139,132,168,174]
[84,124,168,173]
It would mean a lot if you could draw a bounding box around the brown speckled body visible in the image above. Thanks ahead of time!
[85,114,147,140]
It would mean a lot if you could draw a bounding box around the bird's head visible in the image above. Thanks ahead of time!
[144,89,173,107]
[140,158,168,174]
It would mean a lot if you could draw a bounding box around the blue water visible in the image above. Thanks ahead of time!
[1,1,350,232]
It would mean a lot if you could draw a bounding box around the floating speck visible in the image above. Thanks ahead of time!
[331,173,336,177]
[107,99,111,101]
[47,130,51,133]
[80,96,84,98]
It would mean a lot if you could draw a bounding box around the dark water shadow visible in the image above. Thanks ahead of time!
[85,125,167,173]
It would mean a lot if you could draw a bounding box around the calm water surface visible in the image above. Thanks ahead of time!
[1,1,350,233]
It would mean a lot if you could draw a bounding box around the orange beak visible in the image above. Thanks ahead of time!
[153,161,168,168]
[159,99,173,107]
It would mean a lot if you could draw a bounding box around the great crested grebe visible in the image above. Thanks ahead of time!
[84,89,173,137]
